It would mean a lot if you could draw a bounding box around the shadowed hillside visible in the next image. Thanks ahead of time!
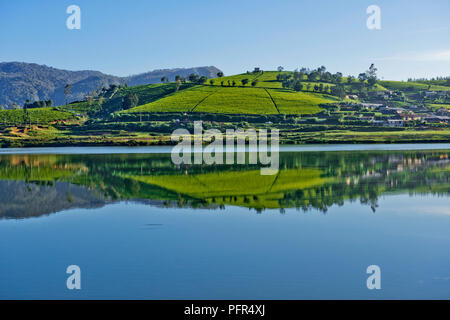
[0,62,222,107]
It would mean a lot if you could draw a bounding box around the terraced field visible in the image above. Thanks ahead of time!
[269,89,337,114]
[194,87,277,114]
[126,86,219,113]
[0,107,74,124]
[379,80,450,91]
[124,82,336,115]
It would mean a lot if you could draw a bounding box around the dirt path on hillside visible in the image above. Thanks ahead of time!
[264,89,280,114]
[190,89,220,112]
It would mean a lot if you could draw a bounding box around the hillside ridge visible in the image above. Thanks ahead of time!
[0,62,221,107]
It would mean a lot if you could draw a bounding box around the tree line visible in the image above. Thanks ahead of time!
[277,64,378,98]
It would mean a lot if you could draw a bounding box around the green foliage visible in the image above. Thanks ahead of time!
[124,83,336,115]
[99,83,192,114]
[124,93,139,108]
[0,107,74,124]
[330,85,346,99]
[379,81,450,91]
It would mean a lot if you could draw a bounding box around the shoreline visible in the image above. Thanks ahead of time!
[1,143,449,154]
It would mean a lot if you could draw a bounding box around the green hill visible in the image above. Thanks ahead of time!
[379,80,450,92]
[60,82,193,116]
[0,107,74,125]
[122,71,339,115]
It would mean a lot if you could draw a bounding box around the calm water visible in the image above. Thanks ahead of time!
[0,145,449,299]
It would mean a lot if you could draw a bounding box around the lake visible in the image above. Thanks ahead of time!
[0,144,449,299]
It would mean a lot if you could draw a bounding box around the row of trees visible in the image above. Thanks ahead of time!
[161,71,225,86]
[205,79,260,87]
[277,66,345,85]
[24,99,54,108]
[278,64,378,98]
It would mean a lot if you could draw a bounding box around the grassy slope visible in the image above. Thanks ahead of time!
[125,86,218,113]
[379,80,450,91]
[123,71,337,115]
[60,83,192,115]
[194,87,277,114]
[430,103,450,110]
[0,107,74,124]
[269,89,338,114]
[101,83,191,113]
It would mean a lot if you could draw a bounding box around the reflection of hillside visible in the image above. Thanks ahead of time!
[0,181,106,219]
[0,150,448,218]
[0,154,86,183]
[128,168,334,210]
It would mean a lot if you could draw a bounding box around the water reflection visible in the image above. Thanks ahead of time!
[0,150,448,219]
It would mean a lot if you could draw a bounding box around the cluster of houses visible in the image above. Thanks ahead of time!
[370,90,403,100]
[346,90,404,101]
[336,102,450,127]
[425,91,448,98]
[370,90,448,100]
[366,104,450,127]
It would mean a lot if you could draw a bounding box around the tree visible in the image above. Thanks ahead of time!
[308,71,319,82]
[87,96,94,106]
[347,75,355,84]
[124,93,139,108]
[293,70,302,81]
[161,76,168,83]
[318,65,326,73]
[176,79,182,92]
[98,96,104,111]
[251,79,258,87]
[209,79,215,85]
[217,72,224,78]
[23,106,31,128]
[277,66,284,72]
[331,85,346,99]
[175,75,181,81]
[232,80,236,86]
[188,73,199,82]
[333,72,343,84]
[293,81,303,92]
[358,73,367,83]
[241,79,249,86]
[282,79,292,89]
[64,83,72,105]
[366,63,378,87]
[198,76,208,84]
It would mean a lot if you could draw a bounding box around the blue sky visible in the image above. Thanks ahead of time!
[0,0,449,80]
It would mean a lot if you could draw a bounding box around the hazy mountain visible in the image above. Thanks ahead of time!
[0,62,222,107]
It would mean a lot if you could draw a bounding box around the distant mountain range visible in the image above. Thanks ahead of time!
[0,62,222,107]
